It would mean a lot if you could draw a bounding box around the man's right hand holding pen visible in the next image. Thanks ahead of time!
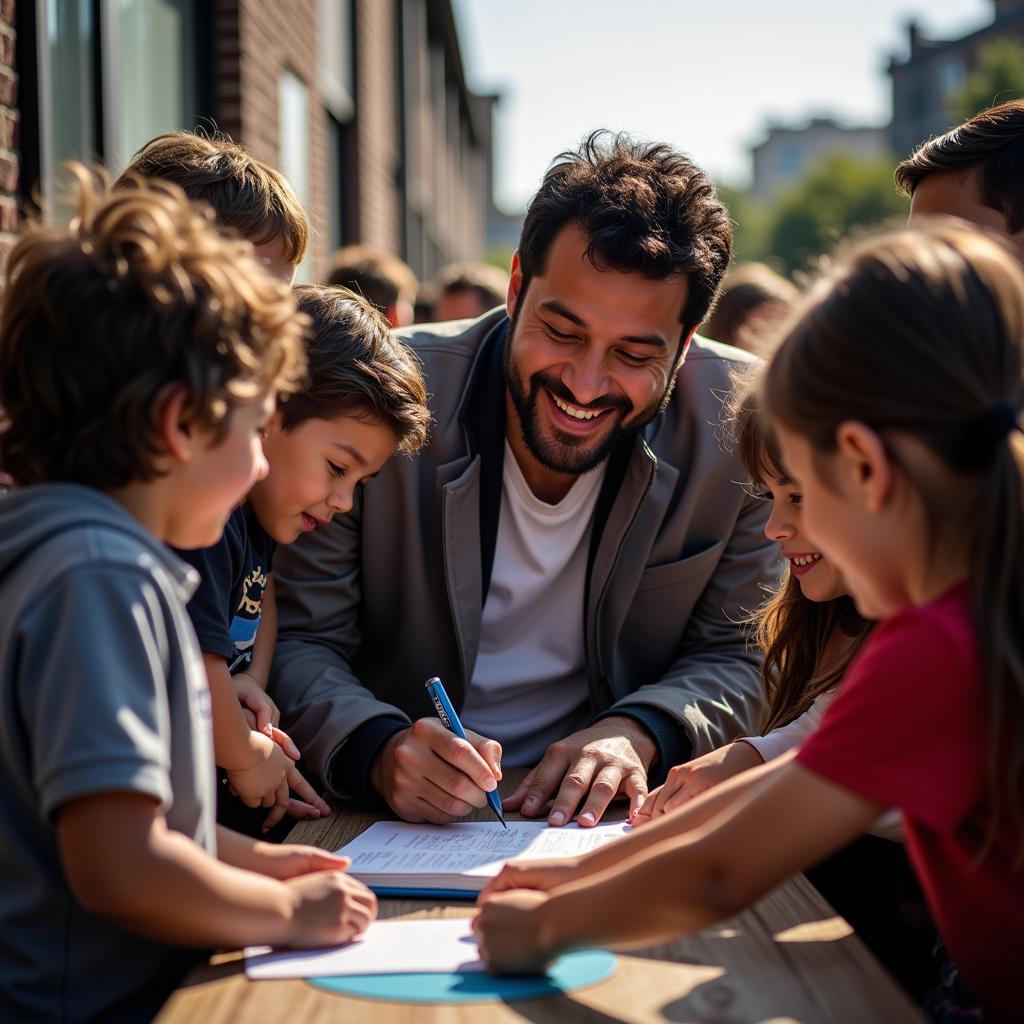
[370,718,503,824]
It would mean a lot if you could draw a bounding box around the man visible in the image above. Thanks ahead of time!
[326,244,419,328]
[896,99,1024,252]
[432,261,511,322]
[272,132,778,827]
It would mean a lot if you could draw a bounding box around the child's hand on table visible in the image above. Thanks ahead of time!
[631,741,764,825]
[473,888,556,975]
[284,870,378,948]
[478,856,585,898]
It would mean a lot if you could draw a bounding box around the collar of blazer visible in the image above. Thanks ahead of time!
[453,316,662,601]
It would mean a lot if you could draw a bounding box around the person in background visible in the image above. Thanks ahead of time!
[701,262,798,356]
[897,98,1024,255]
[432,260,511,322]
[326,244,419,328]
[116,130,308,286]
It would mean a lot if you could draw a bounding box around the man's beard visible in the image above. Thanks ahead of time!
[503,318,674,476]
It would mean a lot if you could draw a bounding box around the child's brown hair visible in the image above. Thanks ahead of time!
[729,378,872,733]
[285,285,429,455]
[763,220,1024,854]
[0,166,307,488]
[117,131,309,265]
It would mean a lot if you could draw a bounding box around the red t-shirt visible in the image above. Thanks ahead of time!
[798,584,1023,1020]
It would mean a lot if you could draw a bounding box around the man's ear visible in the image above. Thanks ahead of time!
[675,326,698,368]
[506,251,523,319]
[157,386,196,465]
[834,420,891,513]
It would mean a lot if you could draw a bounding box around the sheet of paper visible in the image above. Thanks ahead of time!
[339,820,631,878]
[245,919,483,979]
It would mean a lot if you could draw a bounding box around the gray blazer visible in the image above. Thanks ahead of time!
[270,310,780,796]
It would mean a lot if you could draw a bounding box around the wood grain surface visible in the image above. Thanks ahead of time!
[157,770,924,1023]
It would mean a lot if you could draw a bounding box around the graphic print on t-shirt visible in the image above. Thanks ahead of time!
[229,562,268,670]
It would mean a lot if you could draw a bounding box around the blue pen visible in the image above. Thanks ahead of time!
[425,676,507,829]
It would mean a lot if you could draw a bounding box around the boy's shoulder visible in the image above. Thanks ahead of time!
[0,484,197,609]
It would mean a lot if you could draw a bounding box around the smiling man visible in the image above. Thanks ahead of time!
[270,132,779,827]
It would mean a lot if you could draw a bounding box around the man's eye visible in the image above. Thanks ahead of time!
[544,322,576,341]
[618,350,650,365]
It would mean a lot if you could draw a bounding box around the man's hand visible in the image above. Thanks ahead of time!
[370,718,503,824]
[503,717,656,827]
[631,741,764,825]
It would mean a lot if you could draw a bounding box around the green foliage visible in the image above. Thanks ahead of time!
[763,152,906,276]
[715,184,772,266]
[951,39,1024,125]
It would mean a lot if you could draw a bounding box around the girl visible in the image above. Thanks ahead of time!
[631,380,873,821]
[473,222,1024,1022]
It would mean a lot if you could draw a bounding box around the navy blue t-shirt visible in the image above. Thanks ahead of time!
[175,506,276,670]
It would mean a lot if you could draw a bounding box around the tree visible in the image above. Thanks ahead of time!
[764,152,906,276]
[715,183,772,266]
[951,39,1024,125]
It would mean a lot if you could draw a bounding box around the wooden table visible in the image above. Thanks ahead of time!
[158,771,924,1023]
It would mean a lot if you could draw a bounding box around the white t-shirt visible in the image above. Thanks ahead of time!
[461,442,606,766]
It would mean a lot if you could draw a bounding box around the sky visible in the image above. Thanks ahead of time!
[452,0,992,213]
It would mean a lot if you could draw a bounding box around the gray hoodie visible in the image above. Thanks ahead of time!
[0,484,216,1023]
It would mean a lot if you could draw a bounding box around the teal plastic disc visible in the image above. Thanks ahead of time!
[308,948,616,1004]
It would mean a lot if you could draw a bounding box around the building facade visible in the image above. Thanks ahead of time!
[4,0,496,280]
[750,116,888,203]
[888,0,1024,160]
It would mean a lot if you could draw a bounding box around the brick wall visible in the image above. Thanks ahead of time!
[353,0,401,255]
[215,0,331,278]
[0,0,17,271]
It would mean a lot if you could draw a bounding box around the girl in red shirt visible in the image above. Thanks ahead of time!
[473,221,1024,1022]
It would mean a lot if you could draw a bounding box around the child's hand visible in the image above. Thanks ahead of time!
[225,732,331,830]
[478,856,584,899]
[284,871,378,948]
[233,672,280,732]
[631,741,764,824]
[473,889,555,975]
[243,842,348,881]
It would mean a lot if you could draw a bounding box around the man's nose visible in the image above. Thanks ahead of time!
[563,351,610,406]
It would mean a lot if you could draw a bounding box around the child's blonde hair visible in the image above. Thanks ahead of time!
[0,165,307,487]
[764,220,1024,854]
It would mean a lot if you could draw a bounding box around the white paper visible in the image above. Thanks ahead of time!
[244,918,483,979]
[338,820,631,887]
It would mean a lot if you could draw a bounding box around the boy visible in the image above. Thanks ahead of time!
[117,129,308,284]
[176,283,430,835]
[0,171,376,1023]
[896,98,1024,255]
[115,131,324,827]
[326,243,419,327]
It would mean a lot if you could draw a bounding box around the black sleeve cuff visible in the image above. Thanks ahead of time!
[326,715,409,805]
[595,704,693,788]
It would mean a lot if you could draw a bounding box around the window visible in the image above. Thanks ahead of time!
[32,0,202,205]
[36,0,99,207]
[278,69,311,282]
[103,0,200,170]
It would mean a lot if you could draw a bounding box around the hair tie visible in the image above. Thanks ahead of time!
[958,403,1022,468]
[978,403,1021,441]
